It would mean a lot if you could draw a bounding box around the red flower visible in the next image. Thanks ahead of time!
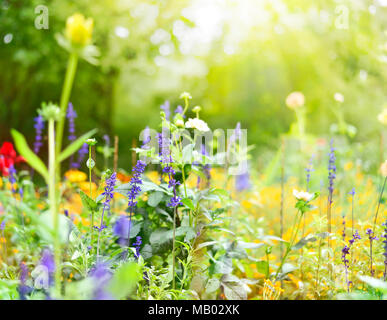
[0,142,24,176]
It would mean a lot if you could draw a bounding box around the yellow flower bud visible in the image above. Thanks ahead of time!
[65,13,94,46]
[285,91,305,110]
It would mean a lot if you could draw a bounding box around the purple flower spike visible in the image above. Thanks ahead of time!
[175,105,185,118]
[113,215,132,244]
[40,249,55,274]
[90,263,113,300]
[133,236,142,259]
[160,100,171,120]
[33,114,45,155]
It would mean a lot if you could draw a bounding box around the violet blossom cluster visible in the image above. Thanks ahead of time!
[328,139,336,203]
[160,100,171,120]
[158,129,182,207]
[305,154,315,192]
[33,114,45,155]
[96,172,117,232]
[67,103,78,168]
[382,220,387,280]
[126,160,146,244]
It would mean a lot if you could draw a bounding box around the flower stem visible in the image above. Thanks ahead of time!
[88,145,95,244]
[49,119,61,297]
[172,206,177,290]
[55,52,78,162]
[373,176,387,233]
[274,210,302,282]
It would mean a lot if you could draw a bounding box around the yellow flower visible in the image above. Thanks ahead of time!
[146,171,160,185]
[64,169,87,183]
[0,177,2,188]
[344,161,354,171]
[65,13,94,46]
[285,91,305,110]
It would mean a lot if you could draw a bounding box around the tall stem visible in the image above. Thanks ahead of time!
[373,176,387,233]
[88,145,95,245]
[96,205,107,262]
[55,53,78,175]
[172,206,177,290]
[49,119,60,297]
[274,210,302,282]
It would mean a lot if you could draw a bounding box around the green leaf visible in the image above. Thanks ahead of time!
[58,129,97,163]
[147,191,164,207]
[79,190,99,212]
[292,236,317,250]
[220,275,247,300]
[256,260,269,274]
[182,198,195,211]
[108,262,141,299]
[11,129,49,182]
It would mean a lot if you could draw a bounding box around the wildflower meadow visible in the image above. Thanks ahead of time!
[1,0,387,305]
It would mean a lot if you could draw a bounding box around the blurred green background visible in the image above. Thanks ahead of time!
[0,0,386,169]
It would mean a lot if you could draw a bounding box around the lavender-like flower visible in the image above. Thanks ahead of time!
[113,215,132,246]
[18,262,31,300]
[89,263,113,300]
[67,103,79,168]
[160,101,171,120]
[366,228,378,276]
[341,245,350,292]
[33,114,45,155]
[0,219,5,231]
[175,105,185,118]
[229,122,241,146]
[342,214,346,241]
[96,172,117,260]
[8,164,16,193]
[382,220,387,280]
[142,126,151,149]
[328,139,336,203]
[133,236,142,259]
[74,142,89,169]
[305,154,315,192]
[158,128,182,207]
[37,249,55,289]
[127,160,146,245]
[103,134,110,147]
[235,171,251,192]
[66,102,77,142]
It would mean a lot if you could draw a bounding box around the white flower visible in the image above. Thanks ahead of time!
[175,119,185,128]
[285,92,305,109]
[185,118,210,132]
[334,92,344,103]
[293,189,314,202]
